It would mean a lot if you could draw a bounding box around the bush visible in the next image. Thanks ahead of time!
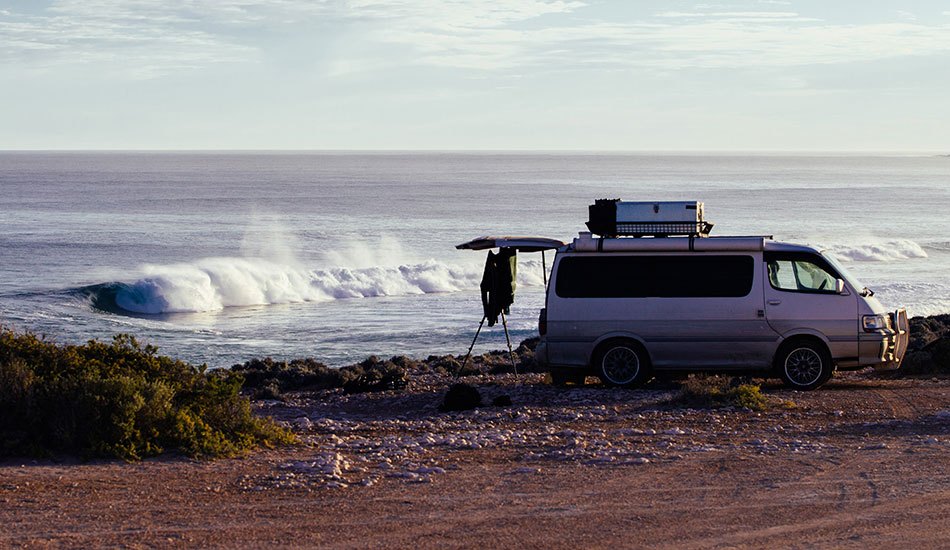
[0,328,294,461]
[665,375,769,411]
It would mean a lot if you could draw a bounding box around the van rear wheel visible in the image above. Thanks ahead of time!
[776,340,833,390]
[595,340,651,387]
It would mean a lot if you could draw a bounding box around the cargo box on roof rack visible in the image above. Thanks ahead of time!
[586,199,713,237]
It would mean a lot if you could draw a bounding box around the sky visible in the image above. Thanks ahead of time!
[1,0,949,151]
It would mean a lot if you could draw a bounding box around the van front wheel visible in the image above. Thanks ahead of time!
[596,341,651,387]
[776,340,833,390]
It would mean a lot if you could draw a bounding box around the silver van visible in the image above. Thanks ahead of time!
[459,201,909,391]
[535,232,908,390]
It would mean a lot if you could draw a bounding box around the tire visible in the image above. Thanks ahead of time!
[595,340,651,387]
[776,339,833,390]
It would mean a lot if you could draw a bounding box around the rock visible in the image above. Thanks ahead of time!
[343,371,409,395]
[439,383,482,412]
[290,417,313,430]
[414,467,446,475]
[387,472,419,480]
[492,395,513,407]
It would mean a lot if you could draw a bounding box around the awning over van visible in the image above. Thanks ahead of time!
[456,236,566,252]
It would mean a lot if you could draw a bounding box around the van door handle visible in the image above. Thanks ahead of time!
[768,300,781,306]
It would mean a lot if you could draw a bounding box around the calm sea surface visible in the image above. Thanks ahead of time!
[1,152,947,367]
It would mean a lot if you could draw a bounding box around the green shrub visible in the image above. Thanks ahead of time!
[0,328,294,461]
[666,375,769,411]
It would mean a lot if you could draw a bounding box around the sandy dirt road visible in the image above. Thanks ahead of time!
[2,373,950,549]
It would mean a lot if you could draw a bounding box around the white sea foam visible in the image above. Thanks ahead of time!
[818,238,928,262]
[112,256,548,314]
[862,280,950,317]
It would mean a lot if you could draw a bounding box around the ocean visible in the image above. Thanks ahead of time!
[1,152,947,368]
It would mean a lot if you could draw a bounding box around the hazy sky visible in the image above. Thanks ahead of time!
[2,1,949,150]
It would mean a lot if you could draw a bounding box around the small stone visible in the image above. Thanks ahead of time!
[291,417,313,430]
[414,467,446,475]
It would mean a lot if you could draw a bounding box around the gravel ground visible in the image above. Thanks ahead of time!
[3,370,950,549]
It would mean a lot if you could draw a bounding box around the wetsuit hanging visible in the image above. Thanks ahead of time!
[479,247,517,326]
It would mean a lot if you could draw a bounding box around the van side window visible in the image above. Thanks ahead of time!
[555,255,754,298]
[767,259,837,293]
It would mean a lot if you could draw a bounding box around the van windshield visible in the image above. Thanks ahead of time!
[822,251,870,296]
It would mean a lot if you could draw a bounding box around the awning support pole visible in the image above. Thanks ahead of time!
[458,315,486,377]
[501,311,517,374]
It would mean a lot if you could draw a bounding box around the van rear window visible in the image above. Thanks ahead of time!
[554,255,754,298]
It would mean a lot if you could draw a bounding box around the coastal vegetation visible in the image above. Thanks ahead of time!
[0,328,293,461]
[663,375,770,411]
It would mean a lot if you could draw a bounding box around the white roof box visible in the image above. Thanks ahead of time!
[587,199,713,237]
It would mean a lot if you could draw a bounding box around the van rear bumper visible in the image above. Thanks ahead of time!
[535,341,548,367]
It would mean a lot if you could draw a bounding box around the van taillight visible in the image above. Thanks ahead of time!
[538,308,547,335]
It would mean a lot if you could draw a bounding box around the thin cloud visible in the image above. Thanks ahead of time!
[3,1,950,78]
[364,7,950,71]
[655,11,802,18]
[0,0,326,76]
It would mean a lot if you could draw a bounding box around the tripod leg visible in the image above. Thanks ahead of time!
[459,316,486,377]
[501,311,517,374]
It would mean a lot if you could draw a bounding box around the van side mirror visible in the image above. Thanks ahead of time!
[835,279,846,294]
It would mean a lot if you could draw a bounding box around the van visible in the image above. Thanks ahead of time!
[459,202,909,391]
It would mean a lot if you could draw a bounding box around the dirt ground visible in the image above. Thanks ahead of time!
[3,371,950,549]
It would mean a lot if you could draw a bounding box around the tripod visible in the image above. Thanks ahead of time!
[458,312,517,376]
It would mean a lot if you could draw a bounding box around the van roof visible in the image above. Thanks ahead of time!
[457,234,824,255]
[569,233,825,254]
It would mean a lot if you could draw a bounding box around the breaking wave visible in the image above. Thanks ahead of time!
[73,257,547,315]
[821,239,928,262]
